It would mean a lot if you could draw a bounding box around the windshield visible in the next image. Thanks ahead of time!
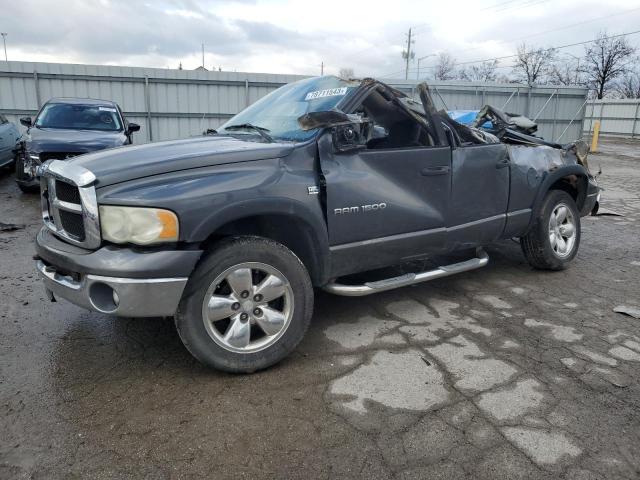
[35,103,123,131]
[218,76,357,142]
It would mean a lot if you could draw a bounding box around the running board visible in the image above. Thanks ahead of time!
[323,248,489,297]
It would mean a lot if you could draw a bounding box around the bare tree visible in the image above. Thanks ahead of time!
[459,60,499,82]
[433,53,457,81]
[338,68,354,79]
[549,58,582,86]
[512,43,556,85]
[614,69,640,98]
[583,32,636,99]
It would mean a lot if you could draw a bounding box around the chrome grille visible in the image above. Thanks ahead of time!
[59,208,86,241]
[39,160,101,249]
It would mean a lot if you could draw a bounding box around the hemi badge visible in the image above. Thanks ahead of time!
[307,186,320,195]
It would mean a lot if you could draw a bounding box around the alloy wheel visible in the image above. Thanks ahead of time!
[201,262,294,353]
[548,202,577,258]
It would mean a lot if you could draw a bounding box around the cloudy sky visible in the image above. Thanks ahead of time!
[1,0,639,78]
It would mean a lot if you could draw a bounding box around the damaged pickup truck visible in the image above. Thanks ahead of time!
[35,76,599,372]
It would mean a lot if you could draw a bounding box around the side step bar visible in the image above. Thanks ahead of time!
[323,248,489,297]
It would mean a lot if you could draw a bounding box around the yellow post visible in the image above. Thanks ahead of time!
[590,120,601,153]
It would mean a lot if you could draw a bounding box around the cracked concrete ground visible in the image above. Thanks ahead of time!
[1,138,640,479]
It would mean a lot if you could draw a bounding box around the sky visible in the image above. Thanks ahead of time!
[1,0,639,79]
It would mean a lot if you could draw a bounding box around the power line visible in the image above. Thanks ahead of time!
[381,29,640,78]
[411,0,533,34]
[431,6,640,60]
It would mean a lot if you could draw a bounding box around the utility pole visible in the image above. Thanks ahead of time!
[201,43,205,68]
[1,33,7,62]
[320,61,324,76]
[402,28,414,80]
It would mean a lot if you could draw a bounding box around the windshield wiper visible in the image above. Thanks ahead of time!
[224,123,273,143]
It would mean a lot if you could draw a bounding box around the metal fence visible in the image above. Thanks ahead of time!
[386,80,589,143]
[583,99,640,139]
[0,61,306,144]
[0,61,588,144]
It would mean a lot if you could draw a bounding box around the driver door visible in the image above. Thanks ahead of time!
[318,88,452,277]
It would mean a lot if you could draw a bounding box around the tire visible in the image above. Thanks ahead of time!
[521,190,581,270]
[175,236,314,373]
[15,154,38,193]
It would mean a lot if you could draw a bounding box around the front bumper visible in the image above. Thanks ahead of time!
[35,227,202,317]
[37,260,188,317]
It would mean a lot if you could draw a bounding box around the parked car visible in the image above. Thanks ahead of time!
[0,114,20,169]
[15,98,140,192]
[34,76,599,373]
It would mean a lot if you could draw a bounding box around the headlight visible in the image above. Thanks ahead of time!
[99,206,179,245]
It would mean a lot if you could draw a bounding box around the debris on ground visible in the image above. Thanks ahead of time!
[595,208,624,217]
[613,305,640,319]
[0,222,25,232]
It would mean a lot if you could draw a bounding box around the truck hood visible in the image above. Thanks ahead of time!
[26,127,127,154]
[70,135,296,187]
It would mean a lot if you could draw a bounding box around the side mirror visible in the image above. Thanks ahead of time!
[127,123,140,134]
[332,123,367,152]
[20,117,32,127]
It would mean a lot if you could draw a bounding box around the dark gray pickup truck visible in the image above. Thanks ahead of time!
[35,76,599,372]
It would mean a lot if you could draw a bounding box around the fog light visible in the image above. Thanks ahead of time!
[88,282,118,313]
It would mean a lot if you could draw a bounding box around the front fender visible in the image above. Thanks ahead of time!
[97,159,331,284]
[189,197,327,244]
[189,197,331,284]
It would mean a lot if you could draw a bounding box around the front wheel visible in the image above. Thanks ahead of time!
[521,190,581,270]
[175,236,313,373]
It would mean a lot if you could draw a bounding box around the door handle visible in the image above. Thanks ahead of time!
[496,159,510,169]
[421,166,450,176]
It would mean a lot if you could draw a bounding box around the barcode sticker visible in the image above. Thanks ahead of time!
[304,87,348,101]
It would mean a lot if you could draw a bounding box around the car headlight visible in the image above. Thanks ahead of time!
[99,206,179,245]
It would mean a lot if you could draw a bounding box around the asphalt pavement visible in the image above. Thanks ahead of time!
[1,138,639,479]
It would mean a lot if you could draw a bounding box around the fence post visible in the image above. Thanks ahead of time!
[525,85,532,118]
[631,101,640,139]
[245,79,250,107]
[551,90,560,139]
[144,75,153,142]
[598,102,604,139]
[590,121,601,153]
[33,70,42,108]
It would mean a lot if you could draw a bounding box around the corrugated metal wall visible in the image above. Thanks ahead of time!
[583,99,640,138]
[0,61,588,144]
[0,61,305,144]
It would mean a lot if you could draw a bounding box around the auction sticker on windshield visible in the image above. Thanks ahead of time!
[304,87,348,101]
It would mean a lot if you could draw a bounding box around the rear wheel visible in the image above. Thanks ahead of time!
[521,190,580,270]
[175,236,313,373]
